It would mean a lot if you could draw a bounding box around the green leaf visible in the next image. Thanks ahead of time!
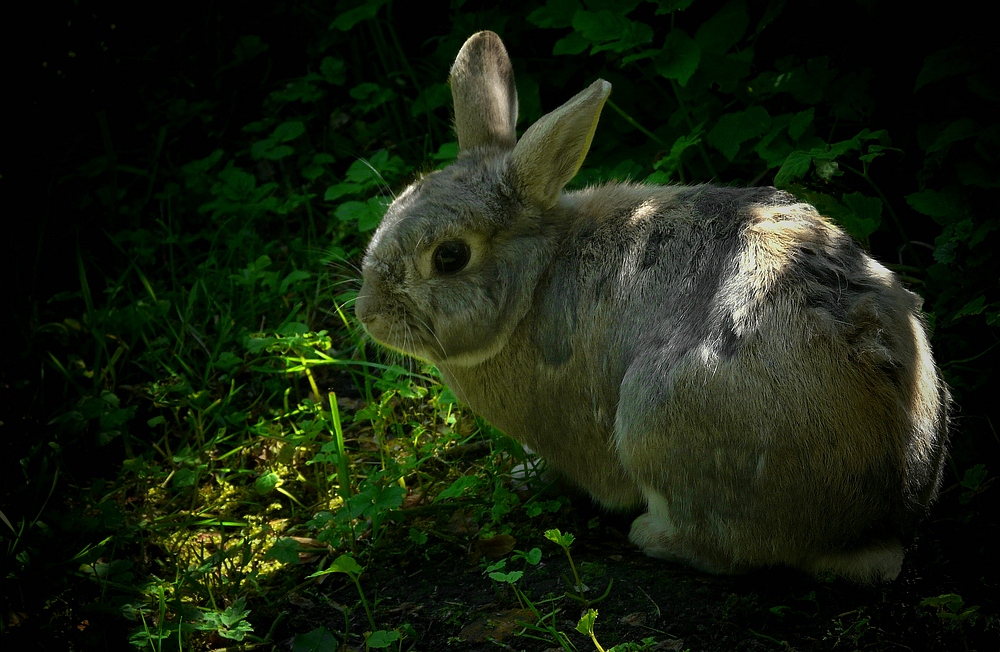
[77,155,108,178]
[954,296,986,319]
[960,464,988,490]
[279,270,311,293]
[411,83,451,117]
[915,47,970,91]
[969,219,999,247]
[653,0,696,13]
[292,626,339,652]
[489,570,524,583]
[572,11,653,53]
[521,547,542,565]
[409,528,428,545]
[255,472,280,495]
[250,138,276,160]
[707,106,771,161]
[905,189,968,224]
[231,35,268,64]
[222,169,256,200]
[366,630,401,648]
[527,0,582,28]
[695,0,748,54]
[261,144,294,160]
[301,164,325,180]
[331,0,388,31]
[219,598,251,628]
[214,351,241,370]
[182,149,225,179]
[933,238,958,264]
[334,200,368,223]
[545,528,575,547]
[434,475,482,502]
[788,108,814,140]
[576,608,598,635]
[755,0,786,32]
[329,553,363,575]
[350,82,396,113]
[649,131,702,182]
[273,121,305,142]
[320,57,346,85]
[265,538,301,565]
[431,142,459,165]
[921,593,966,613]
[324,183,362,201]
[485,559,506,574]
[346,151,406,184]
[368,482,405,513]
[839,192,882,241]
[655,29,700,86]
[774,150,813,185]
[270,76,325,104]
[586,0,642,10]
[334,197,389,231]
[553,31,590,55]
[926,117,978,154]
[277,321,309,336]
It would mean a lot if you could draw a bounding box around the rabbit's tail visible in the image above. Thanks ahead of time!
[803,540,904,583]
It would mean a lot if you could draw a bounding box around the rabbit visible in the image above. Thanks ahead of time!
[354,31,951,583]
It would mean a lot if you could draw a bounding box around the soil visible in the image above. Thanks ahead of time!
[265,499,998,652]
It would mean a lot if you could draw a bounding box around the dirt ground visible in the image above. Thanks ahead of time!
[267,499,998,652]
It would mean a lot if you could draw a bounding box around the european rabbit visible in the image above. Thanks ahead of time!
[355,31,950,583]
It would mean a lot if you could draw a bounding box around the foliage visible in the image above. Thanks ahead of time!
[5,0,997,650]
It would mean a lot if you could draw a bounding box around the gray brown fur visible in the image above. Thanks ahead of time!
[355,31,950,582]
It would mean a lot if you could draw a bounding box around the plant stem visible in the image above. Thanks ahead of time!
[606,99,667,147]
[562,544,586,604]
[329,392,353,503]
[351,573,378,632]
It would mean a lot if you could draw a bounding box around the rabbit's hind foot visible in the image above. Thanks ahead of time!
[628,493,734,575]
[803,541,904,584]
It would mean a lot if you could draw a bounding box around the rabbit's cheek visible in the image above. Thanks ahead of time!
[354,287,376,324]
[435,319,507,366]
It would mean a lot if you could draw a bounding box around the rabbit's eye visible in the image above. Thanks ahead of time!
[433,240,471,274]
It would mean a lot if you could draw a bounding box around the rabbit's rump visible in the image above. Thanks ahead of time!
[613,203,944,582]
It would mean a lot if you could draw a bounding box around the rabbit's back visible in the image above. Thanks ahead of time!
[442,184,948,578]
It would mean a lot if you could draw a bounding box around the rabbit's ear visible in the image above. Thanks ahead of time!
[510,80,611,209]
[450,31,519,152]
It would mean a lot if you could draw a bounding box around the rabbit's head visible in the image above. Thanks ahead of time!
[355,31,611,366]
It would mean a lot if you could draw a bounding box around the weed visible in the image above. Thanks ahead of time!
[6,1,997,650]
[921,594,981,631]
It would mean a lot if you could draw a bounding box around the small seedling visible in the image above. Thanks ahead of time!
[921,593,980,631]
[483,555,575,651]
[576,609,606,652]
[309,553,402,648]
[576,610,662,652]
[545,529,613,606]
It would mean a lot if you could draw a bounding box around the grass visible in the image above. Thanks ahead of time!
[5,1,998,650]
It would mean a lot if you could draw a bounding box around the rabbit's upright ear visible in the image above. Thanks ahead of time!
[510,80,611,209]
[450,31,519,152]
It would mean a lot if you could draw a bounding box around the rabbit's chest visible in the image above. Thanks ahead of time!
[440,346,643,507]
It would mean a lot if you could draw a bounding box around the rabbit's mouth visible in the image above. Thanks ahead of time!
[357,305,437,362]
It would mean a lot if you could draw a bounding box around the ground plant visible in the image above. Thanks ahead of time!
[4,1,998,650]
